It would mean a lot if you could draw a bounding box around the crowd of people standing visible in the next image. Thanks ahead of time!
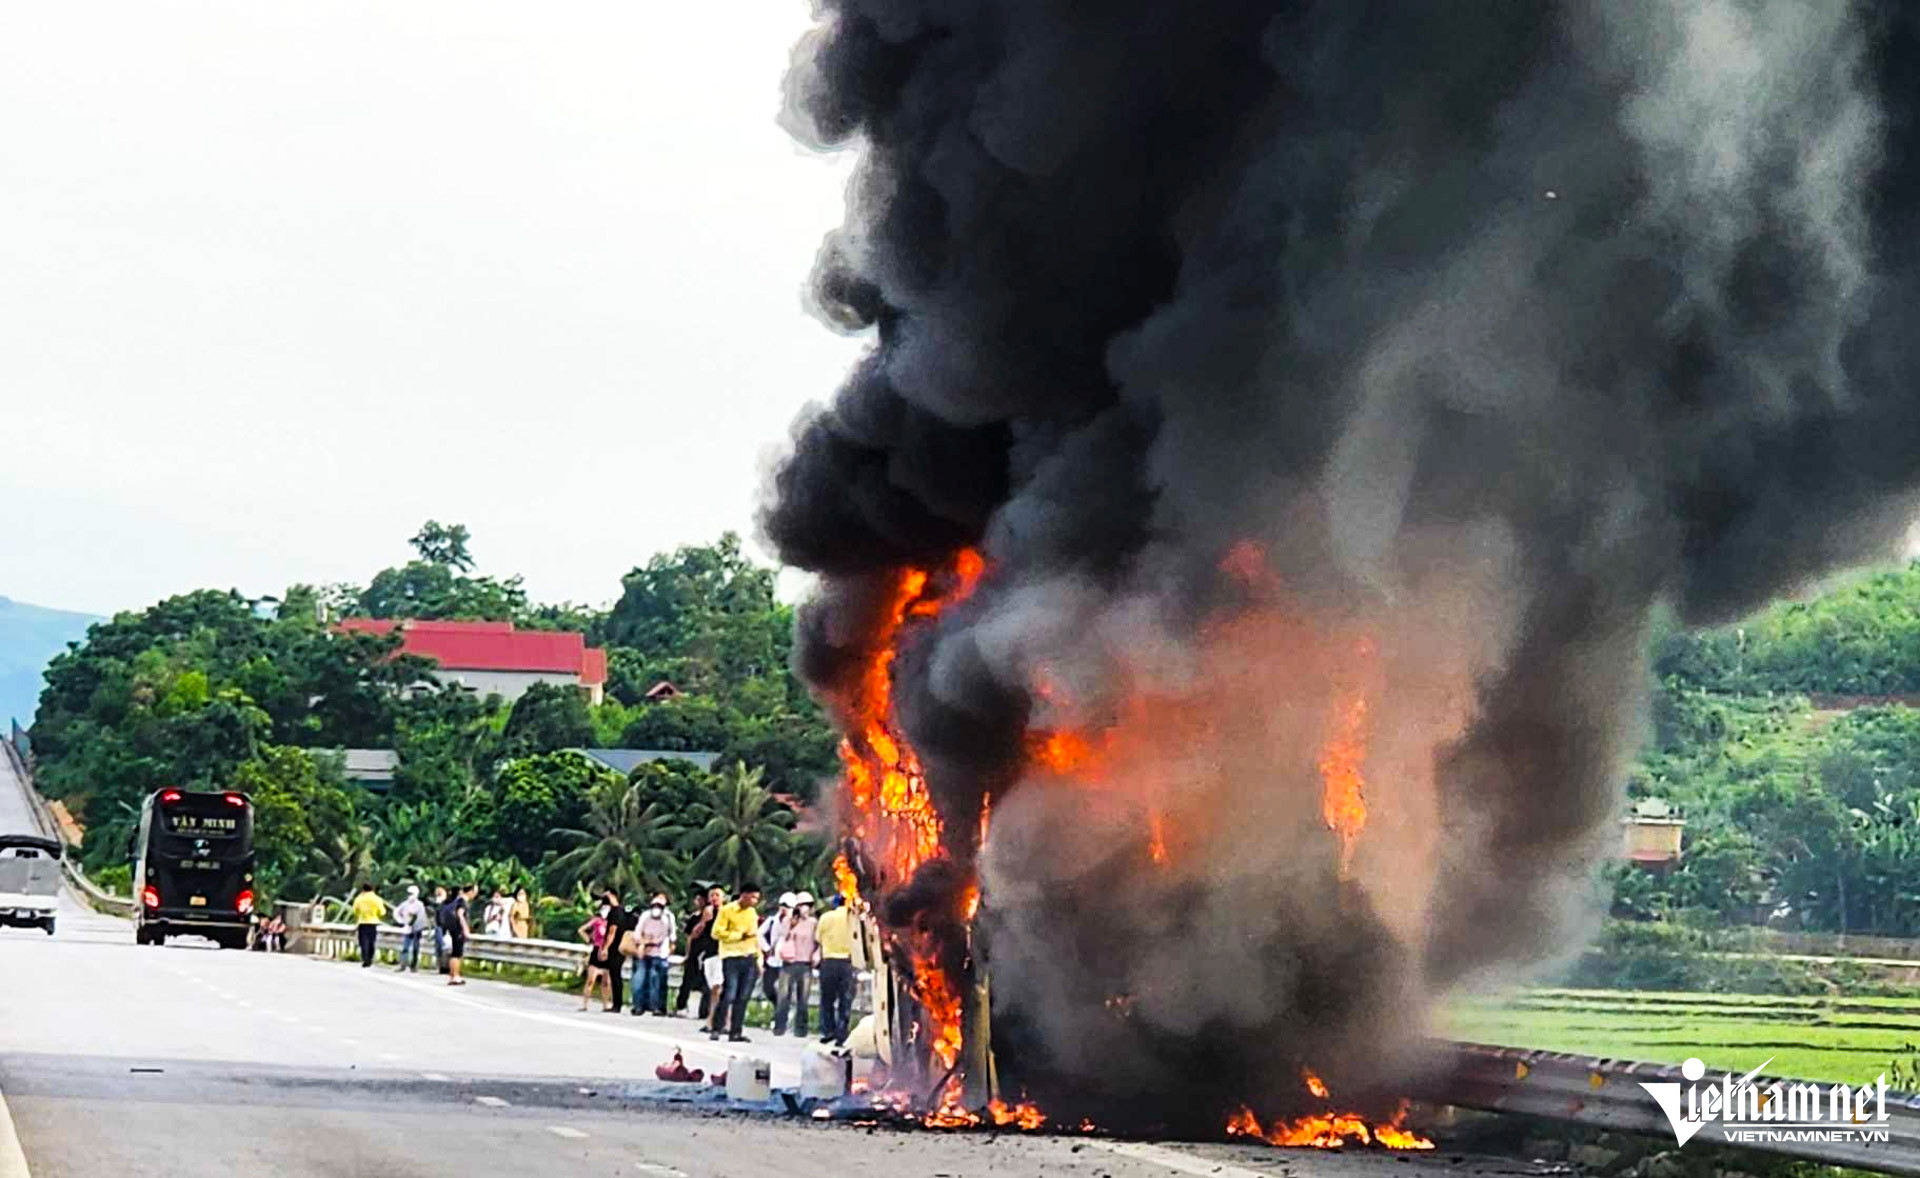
[350,879,519,985]
[345,878,866,1042]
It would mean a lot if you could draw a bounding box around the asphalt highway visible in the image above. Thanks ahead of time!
[0,753,1560,1178]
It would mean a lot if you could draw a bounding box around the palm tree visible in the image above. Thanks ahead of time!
[369,801,469,880]
[679,763,795,887]
[547,779,685,899]
[299,821,376,899]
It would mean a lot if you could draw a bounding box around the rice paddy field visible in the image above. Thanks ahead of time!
[1442,989,1920,1086]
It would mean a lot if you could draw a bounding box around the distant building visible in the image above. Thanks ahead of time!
[338,619,608,705]
[1621,797,1685,868]
[570,748,721,775]
[307,748,400,793]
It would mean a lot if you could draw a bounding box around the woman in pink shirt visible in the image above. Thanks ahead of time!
[772,893,819,1038]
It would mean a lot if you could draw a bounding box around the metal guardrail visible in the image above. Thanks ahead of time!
[304,920,616,976]
[63,859,135,917]
[1432,1042,1920,1176]
[2,737,136,917]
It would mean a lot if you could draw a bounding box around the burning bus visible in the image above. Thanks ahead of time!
[770,0,1920,1147]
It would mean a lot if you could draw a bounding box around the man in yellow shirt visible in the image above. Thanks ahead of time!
[708,884,762,1043]
[814,896,858,1046]
[349,882,387,969]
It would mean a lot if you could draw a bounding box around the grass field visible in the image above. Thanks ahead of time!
[1442,989,1920,1086]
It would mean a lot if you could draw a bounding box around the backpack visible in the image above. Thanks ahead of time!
[437,898,462,932]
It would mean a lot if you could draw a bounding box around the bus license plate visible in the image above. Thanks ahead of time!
[189,896,206,906]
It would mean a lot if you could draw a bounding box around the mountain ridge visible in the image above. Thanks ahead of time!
[0,594,99,727]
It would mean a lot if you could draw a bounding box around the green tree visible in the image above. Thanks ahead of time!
[546,778,686,899]
[484,751,614,865]
[600,533,790,698]
[677,763,794,887]
[234,745,361,899]
[366,800,472,883]
[501,682,594,756]
[358,522,527,620]
[410,521,475,572]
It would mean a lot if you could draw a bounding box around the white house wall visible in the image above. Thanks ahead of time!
[431,669,584,703]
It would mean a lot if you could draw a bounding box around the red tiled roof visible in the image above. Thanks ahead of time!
[338,618,604,678]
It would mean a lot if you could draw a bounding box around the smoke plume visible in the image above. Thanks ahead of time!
[765,0,1920,1126]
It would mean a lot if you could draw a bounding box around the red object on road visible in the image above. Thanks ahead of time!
[653,1049,704,1084]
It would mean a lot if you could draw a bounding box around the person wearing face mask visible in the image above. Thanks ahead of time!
[760,893,795,1006]
[772,893,818,1038]
[629,892,676,1016]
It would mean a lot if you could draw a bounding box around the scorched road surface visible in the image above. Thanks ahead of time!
[0,754,1561,1176]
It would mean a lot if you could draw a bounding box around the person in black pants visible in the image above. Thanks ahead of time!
[601,890,632,1013]
[677,887,720,1018]
[349,882,387,969]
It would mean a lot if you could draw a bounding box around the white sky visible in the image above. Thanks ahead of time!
[0,3,864,617]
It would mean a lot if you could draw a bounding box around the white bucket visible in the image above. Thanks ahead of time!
[799,1047,849,1100]
[726,1057,772,1103]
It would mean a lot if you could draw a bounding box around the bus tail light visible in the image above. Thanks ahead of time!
[222,793,245,808]
[236,890,254,914]
[142,886,160,909]
[159,789,182,804]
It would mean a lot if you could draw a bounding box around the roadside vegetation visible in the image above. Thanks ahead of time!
[1459,563,1920,1076]
[26,523,838,936]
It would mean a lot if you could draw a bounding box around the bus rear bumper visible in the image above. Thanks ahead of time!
[145,910,249,932]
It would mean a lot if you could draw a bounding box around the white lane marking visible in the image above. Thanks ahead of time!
[633,1165,686,1177]
[546,1126,587,1139]
[1083,1141,1280,1178]
[379,1053,401,1061]
[358,970,759,1070]
[474,1096,510,1108]
[421,1073,451,1082]
[339,1038,361,1048]
[0,1083,30,1178]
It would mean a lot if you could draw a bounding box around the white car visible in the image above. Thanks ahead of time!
[0,834,62,935]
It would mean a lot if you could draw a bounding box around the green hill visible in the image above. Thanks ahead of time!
[0,596,97,728]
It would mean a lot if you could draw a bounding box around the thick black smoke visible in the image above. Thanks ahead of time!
[765,0,1920,1124]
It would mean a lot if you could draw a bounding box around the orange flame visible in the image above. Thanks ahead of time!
[1224,1073,1433,1151]
[830,549,993,1115]
[832,853,862,908]
[911,959,966,1072]
[1146,809,1170,865]
[838,552,986,888]
[922,1075,977,1128]
[1031,728,1100,774]
[1317,686,1370,877]
[987,1099,1048,1130]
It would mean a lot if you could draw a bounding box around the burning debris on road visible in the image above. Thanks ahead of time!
[765,0,1920,1144]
